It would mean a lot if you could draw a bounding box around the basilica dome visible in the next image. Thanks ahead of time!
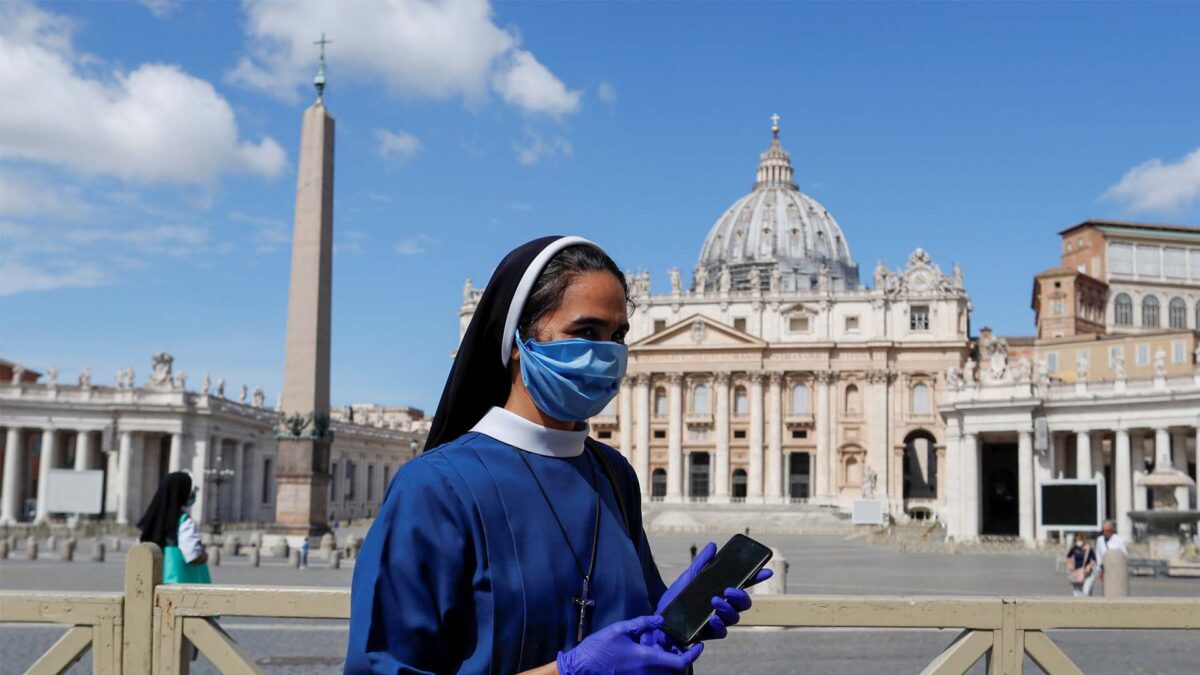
[696,122,859,292]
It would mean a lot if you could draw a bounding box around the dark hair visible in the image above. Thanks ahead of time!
[517,244,629,339]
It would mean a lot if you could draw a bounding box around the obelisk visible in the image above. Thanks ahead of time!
[273,36,335,538]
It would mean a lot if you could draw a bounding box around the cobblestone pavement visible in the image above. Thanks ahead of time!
[3,533,1197,674]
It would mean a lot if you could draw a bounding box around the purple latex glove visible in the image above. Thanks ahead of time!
[652,542,773,641]
[557,615,704,675]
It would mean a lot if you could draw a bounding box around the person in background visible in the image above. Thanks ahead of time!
[1096,519,1128,586]
[138,471,211,585]
[1065,532,1097,597]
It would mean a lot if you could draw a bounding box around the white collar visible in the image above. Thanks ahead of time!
[471,407,589,458]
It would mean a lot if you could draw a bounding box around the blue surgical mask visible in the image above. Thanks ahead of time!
[515,330,628,422]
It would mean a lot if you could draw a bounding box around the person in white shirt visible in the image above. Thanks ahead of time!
[1096,519,1128,585]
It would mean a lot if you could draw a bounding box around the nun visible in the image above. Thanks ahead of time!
[138,471,211,585]
[346,237,769,674]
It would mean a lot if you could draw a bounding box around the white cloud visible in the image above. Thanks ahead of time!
[0,247,111,295]
[136,0,177,17]
[230,211,291,254]
[335,230,368,256]
[230,0,580,117]
[375,129,422,162]
[492,50,581,117]
[513,129,573,166]
[1102,147,1200,215]
[597,81,617,105]
[0,3,286,185]
[395,235,436,255]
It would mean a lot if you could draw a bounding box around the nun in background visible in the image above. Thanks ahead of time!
[138,471,211,585]
[347,237,769,674]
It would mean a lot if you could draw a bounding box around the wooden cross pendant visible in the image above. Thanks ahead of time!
[573,576,596,642]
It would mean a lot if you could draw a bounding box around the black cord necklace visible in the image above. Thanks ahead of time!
[515,448,602,643]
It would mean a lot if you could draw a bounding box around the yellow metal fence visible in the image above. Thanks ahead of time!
[2,543,1198,674]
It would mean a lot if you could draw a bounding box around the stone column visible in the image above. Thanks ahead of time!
[1034,434,1054,542]
[713,372,731,502]
[1090,432,1104,482]
[1153,428,1171,473]
[35,430,60,522]
[815,371,833,498]
[666,374,684,502]
[1171,429,1189,508]
[748,372,765,501]
[1132,432,1148,512]
[116,431,134,525]
[234,441,247,521]
[618,380,633,461]
[1,427,25,524]
[943,424,961,539]
[634,374,651,497]
[1195,427,1200,510]
[961,432,980,540]
[1075,431,1092,479]
[867,370,889,501]
[193,436,215,526]
[1114,429,1133,538]
[765,372,783,502]
[75,431,94,471]
[167,432,183,473]
[1017,430,1034,545]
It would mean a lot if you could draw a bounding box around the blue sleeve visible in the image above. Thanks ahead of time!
[605,446,668,608]
[345,457,474,674]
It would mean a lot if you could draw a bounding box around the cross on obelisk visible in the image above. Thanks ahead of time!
[272,37,336,539]
[771,113,780,138]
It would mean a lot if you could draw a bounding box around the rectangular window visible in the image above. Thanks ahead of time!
[330,461,339,500]
[383,465,391,492]
[1052,300,1064,315]
[845,315,860,333]
[1173,341,1186,364]
[910,306,930,331]
[1135,245,1160,277]
[733,429,747,439]
[597,430,612,439]
[788,316,809,333]
[733,318,747,333]
[653,319,667,333]
[367,464,375,501]
[345,460,355,500]
[791,429,808,439]
[1190,249,1200,280]
[1137,344,1150,366]
[1108,242,1133,275]
[653,430,666,439]
[1046,352,1058,373]
[1163,247,1187,278]
[261,458,273,504]
[1108,346,1123,366]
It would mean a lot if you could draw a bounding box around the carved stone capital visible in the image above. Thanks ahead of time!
[813,370,836,385]
[745,371,765,385]
[866,369,892,384]
[713,371,731,386]
[633,373,651,387]
[768,371,784,386]
[665,372,684,386]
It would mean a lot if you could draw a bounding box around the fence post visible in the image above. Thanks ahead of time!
[124,542,163,674]
[1103,549,1129,598]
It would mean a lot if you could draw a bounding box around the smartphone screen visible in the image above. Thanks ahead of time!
[658,534,773,645]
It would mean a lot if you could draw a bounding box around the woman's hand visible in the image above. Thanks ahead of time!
[653,542,773,641]
[556,616,703,675]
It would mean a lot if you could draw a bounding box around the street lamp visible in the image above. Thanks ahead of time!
[205,453,236,536]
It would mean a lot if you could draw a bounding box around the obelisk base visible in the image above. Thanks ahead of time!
[270,438,332,538]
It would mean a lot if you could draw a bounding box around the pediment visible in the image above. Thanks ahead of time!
[780,302,816,316]
[631,314,765,350]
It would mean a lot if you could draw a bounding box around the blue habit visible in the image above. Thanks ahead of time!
[345,432,667,674]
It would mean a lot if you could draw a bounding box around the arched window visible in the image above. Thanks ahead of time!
[911,383,930,415]
[1113,293,1133,326]
[654,388,668,417]
[692,384,710,414]
[1142,295,1160,327]
[1168,297,1186,329]
[733,387,749,417]
[844,384,861,416]
[791,383,809,414]
[651,469,667,499]
[731,469,748,499]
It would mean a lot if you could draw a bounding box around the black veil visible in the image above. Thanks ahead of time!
[138,471,193,547]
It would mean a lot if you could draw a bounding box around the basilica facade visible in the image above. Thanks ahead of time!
[462,125,972,521]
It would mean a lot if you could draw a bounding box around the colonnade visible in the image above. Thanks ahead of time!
[1,426,107,524]
[616,369,889,503]
[949,424,1199,543]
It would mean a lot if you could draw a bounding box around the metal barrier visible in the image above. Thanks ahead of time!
[2,542,1199,674]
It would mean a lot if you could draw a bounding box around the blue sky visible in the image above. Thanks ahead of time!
[2,1,1198,412]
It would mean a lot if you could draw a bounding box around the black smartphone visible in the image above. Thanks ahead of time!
[658,534,773,645]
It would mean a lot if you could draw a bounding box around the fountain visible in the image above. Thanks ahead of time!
[1128,438,1199,563]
